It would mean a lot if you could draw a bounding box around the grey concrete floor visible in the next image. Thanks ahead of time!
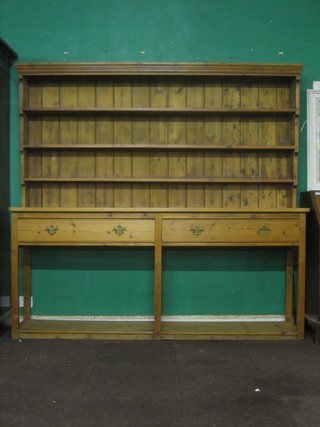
[0,326,320,427]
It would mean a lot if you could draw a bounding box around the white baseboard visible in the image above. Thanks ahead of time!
[30,314,285,322]
[2,295,285,323]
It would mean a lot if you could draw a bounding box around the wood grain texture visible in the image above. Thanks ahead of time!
[10,209,307,340]
[13,63,305,340]
[18,64,301,209]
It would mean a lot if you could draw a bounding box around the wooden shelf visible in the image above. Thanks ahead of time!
[161,320,299,340]
[16,319,299,340]
[24,144,296,151]
[18,319,154,340]
[24,177,295,184]
[22,107,297,115]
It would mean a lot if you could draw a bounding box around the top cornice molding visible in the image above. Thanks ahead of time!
[16,62,303,78]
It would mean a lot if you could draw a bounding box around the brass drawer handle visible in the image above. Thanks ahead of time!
[113,225,127,236]
[257,226,271,235]
[191,225,204,236]
[45,225,58,236]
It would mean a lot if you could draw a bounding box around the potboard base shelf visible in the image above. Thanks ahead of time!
[15,319,300,340]
[17,319,154,340]
[161,321,300,340]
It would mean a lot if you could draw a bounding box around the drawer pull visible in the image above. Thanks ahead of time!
[257,226,271,235]
[45,225,58,236]
[113,225,127,236]
[191,225,204,236]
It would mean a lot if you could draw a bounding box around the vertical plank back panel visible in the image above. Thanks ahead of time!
[25,81,42,206]
[96,78,114,108]
[240,80,259,207]
[150,82,169,207]
[59,82,78,206]
[258,80,278,206]
[27,184,43,207]
[113,79,132,206]
[277,80,294,207]
[150,80,168,108]
[41,82,60,206]
[151,184,168,207]
[186,81,205,207]
[18,63,301,210]
[204,78,223,108]
[167,80,187,207]
[96,183,114,207]
[77,82,96,206]
[95,108,115,205]
[42,183,60,207]
[132,83,151,206]
[221,79,241,207]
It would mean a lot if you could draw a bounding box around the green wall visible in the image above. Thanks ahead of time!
[1,0,320,318]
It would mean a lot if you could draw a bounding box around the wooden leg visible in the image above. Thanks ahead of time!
[24,249,31,321]
[10,214,19,339]
[285,248,294,322]
[153,216,162,340]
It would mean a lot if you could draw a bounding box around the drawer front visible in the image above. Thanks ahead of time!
[17,218,155,244]
[162,218,300,243]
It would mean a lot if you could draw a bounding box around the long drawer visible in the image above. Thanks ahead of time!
[162,217,301,244]
[16,218,155,244]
